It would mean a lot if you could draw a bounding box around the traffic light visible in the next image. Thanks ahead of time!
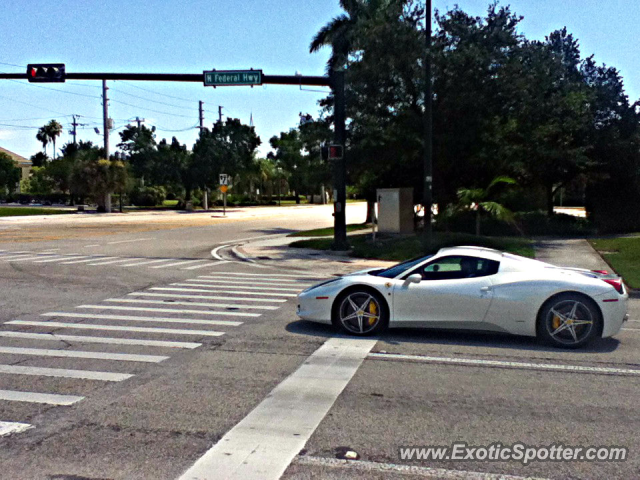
[27,63,65,83]
[321,144,344,161]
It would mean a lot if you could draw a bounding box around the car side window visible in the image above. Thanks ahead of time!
[416,256,499,280]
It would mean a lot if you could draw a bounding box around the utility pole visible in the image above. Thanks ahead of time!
[218,105,223,123]
[102,79,111,213]
[331,69,348,251]
[133,116,145,128]
[71,115,79,145]
[199,101,204,129]
[423,0,433,249]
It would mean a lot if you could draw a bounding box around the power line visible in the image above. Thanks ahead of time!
[0,93,71,116]
[5,78,102,98]
[108,97,194,118]
[109,87,200,112]
[118,81,198,103]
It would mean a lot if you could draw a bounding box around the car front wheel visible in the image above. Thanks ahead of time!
[537,293,601,348]
[334,289,388,336]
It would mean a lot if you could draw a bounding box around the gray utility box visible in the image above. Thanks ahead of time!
[377,188,414,234]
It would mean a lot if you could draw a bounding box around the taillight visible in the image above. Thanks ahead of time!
[592,269,609,275]
[603,278,624,294]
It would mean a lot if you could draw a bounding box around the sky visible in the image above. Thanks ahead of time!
[0,0,638,161]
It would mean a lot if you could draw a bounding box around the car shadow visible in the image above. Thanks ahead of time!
[285,320,621,354]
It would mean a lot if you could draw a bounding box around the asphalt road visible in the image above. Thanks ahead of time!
[0,204,638,480]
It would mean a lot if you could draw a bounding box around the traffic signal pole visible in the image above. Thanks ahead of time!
[331,70,348,251]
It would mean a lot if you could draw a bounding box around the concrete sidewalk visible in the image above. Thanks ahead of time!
[534,238,610,271]
[237,234,396,276]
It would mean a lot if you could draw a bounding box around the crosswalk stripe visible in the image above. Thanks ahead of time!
[128,292,287,303]
[151,259,209,269]
[120,258,174,267]
[0,390,84,406]
[2,255,49,262]
[188,278,311,287]
[198,275,307,284]
[43,312,244,326]
[0,331,201,349]
[0,364,133,382]
[7,321,225,337]
[76,305,261,318]
[60,256,113,264]
[0,421,33,436]
[1,254,40,261]
[33,255,88,263]
[182,261,231,270]
[152,287,297,297]
[0,346,168,363]
[87,258,137,266]
[172,282,301,292]
[105,298,279,310]
[200,272,321,279]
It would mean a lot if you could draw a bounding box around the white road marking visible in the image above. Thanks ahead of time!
[105,298,279,310]
[39,249,60,253]
[231,245,255,263]
[211,245,230,261]
[0,346,168,363]
[75,305,260,318]
[0,254,39,261]
[107,238,152,245]
[187,278,311,288]
[171,282,301,292]
[87,258,135,266]
[199,275,307,284]
[0,331,201,349]
[200,272,321,279]
[150,259,209,269]
[83,244,101,248]
[153,287,296,297]
[33,255,88,263]
[2,255,49,262]
[368,353,640,376]
[177,336,377,480]
[7,321,224,337]
[182,260,231,270]
[60,256,113,264]
[42,312,243,326]
[0,421,33,437]
[119,258,173,267]
[0,364,133,382]
[294,456,546,480]
[0,390,84,406]
[129,292,287,303]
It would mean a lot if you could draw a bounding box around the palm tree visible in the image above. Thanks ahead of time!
[44,120,63,160]
[456,176,517,236]
[36,127,49,156]
[310,0,398,72]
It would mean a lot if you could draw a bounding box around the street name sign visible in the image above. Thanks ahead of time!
[204,70,262,87]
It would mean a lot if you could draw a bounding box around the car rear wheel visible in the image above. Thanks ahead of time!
[537,293,601,348]
[334,289,388,336]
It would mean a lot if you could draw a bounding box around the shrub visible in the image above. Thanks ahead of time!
[129,186,166,207]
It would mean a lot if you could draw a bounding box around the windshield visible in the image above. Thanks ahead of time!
[372,255,433,278]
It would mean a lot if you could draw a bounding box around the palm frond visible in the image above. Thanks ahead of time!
[480,201,515,223]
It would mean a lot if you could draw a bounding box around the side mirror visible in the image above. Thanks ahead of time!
[404,274,422,285]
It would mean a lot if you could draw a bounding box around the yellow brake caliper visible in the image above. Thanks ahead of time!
[368,302,378,325]
[552,315,561,330]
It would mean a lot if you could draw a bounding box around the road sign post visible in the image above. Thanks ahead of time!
[219,174,229,217]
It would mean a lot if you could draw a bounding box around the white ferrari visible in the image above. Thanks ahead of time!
[296,246,629,348]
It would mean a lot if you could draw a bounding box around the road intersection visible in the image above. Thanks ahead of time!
[0,204,637,479]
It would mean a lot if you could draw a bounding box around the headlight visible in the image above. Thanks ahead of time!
[302,277,342,293]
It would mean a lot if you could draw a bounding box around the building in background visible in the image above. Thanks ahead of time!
[0,147,32,193]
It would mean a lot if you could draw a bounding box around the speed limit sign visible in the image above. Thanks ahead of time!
[219,174,228,186]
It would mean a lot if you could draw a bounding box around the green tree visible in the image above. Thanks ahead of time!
[456,176,517,236]
[117,125,157,183]
[191,118,261,191]
[30,152,49,168]
[0,152,21,193]
[71,148,128,211]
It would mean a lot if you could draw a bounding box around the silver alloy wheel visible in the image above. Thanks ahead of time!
[545,299,595,346]
[338,292,381,334]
